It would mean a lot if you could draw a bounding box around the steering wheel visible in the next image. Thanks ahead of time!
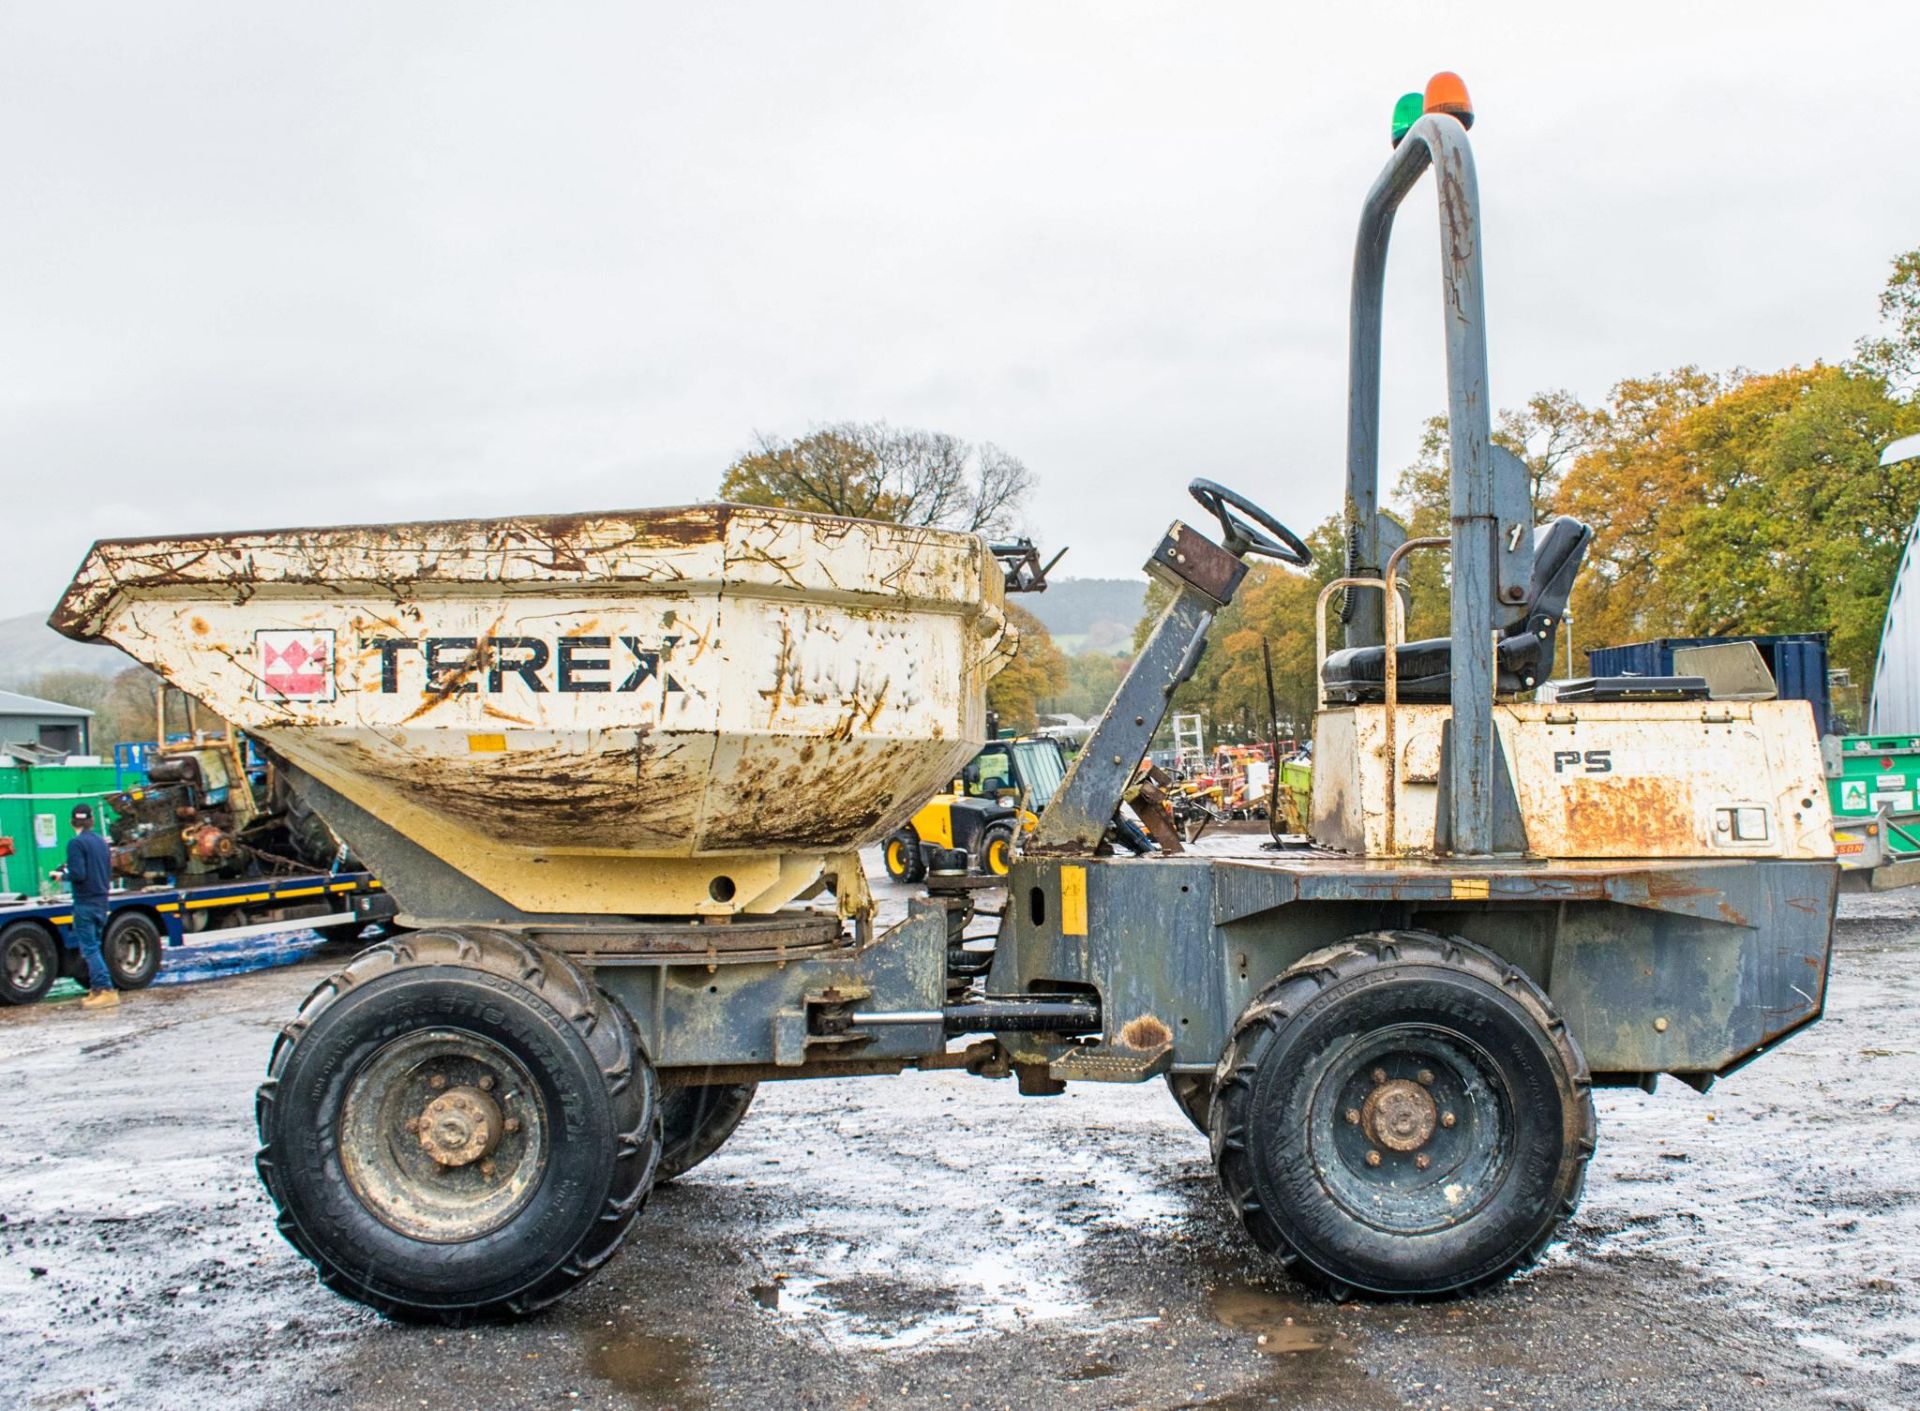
[1188,479,1312,566]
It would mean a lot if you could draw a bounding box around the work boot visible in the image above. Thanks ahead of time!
[79,988,121,1011]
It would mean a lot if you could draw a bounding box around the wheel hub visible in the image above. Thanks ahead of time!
[1361,1078,1437,1152]
[417,1086,503,1167]
[338,1028,549,1243]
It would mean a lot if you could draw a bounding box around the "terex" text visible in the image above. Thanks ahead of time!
[364,636,686,695]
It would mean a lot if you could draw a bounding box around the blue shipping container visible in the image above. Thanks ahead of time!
[1585,634,1831,736]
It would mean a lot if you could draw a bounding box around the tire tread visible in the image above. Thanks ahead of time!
[1208,929,1596,1299]
[254,926,660,1323]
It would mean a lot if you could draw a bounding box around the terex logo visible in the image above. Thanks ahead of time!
[363,636,686,695]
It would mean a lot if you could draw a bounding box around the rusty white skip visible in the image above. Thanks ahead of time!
[52,503,1013,917]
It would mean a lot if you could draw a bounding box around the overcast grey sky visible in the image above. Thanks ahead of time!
[4,3,1917,618]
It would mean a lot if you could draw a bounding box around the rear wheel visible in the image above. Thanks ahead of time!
[979,821,1016,877]
[882,830,925,884]
[1211,931,1593,1299]
[656,1082,758,1181]
[104,912,163,990]
[0,921,58,1006]
[255,928,660,1322]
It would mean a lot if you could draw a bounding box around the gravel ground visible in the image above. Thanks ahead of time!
[2,881,1917,1411]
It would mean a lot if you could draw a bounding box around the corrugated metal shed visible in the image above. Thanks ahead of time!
[0,689,93,755]
[1869,437,1920,734]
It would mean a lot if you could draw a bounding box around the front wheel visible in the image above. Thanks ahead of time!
[656,1082,758,1181]
[255,928,660,1321]
[882,830,925,884]
[1211,931,1594,1299]
[978,821,1016,877]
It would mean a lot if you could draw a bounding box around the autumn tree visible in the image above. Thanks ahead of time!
[1553,364,1920,690]
[719,422,1033,536]
[1049,650,1131,721]
[1856,247,1920,395]
[1389,392,1607,644]
[987,604,1069,733]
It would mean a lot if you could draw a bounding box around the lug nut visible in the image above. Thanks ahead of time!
[405,1116,420,1133]
[478,1075,495,1091]
[1372,1068,1387,1085]
[1441,1112,1456,1128]
[1345,1109,1360,1125]
[429,1073,447,1091]
[1417,1069,1434,1086]
[504,1117,520,1134]
[1365,1150,1382,1168]
[1416,1154,1431,1171]
[480,1159,496,1178]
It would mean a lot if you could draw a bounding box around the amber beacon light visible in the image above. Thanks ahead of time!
[1423,71,1474,127]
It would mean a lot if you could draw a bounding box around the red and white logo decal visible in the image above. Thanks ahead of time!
[256,629,336,702]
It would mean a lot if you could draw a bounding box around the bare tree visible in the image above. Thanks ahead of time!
[719,421,1033,536]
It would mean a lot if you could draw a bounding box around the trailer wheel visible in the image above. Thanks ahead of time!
[979,821,1016,877]
[1166,1073,1212,1134]
[1211,931,1594,1299]
[0,920,58,1006]
[254,927,660,1322]
[656,1082,758,1182]
[883,830,925,884]
[104,912,164,990]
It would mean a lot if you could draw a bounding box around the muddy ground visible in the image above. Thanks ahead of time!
[4,871,1919,1411]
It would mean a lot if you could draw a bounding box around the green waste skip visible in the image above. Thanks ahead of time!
[0,762,120,899]
[1828,736,1920,820]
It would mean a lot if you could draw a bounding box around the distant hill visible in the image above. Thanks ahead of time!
[1023,577,1146,656]
[0,613,135,689]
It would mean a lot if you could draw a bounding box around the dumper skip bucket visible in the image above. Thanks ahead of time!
[52,503,1012,918]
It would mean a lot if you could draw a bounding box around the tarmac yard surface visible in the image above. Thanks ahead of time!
[4,885,1920,1411]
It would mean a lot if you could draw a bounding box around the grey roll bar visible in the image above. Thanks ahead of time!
[1344,111,1514,857]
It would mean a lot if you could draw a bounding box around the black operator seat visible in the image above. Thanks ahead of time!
[1320,516,1593,703]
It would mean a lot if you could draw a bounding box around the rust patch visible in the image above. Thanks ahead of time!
[1118,1015,1173,1051]
[1563,776,1697,855]
[189,615,209,636]
[318,734,704,851]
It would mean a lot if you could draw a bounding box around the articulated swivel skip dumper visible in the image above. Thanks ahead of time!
[53,83,1837,1319]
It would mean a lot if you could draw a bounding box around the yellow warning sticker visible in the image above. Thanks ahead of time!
[1451,877,1491,900]
[1060,865,1089,936]
[467,733,508,753]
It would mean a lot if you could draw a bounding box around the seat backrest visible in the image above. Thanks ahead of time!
[1517,516,1592,635]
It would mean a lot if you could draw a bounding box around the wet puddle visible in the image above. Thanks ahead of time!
[1209,1281,1336,1354]
[587,1331,707,1409]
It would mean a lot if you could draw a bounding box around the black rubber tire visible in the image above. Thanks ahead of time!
[655,1082,758,1182]
[978,821,1016,878]
[882,830,925,884]
[1166,1073,1212,1134]
[103,911,164,990]
[254,927,660,1322]
[1211,931,1594,1299]
[0,920,59,1006]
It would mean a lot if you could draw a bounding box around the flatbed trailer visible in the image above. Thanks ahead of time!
[0,868,393,1006]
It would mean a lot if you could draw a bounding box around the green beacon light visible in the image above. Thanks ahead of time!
[1390,91,1424,147]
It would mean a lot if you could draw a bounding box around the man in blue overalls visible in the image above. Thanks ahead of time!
[65,804,119,1010]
